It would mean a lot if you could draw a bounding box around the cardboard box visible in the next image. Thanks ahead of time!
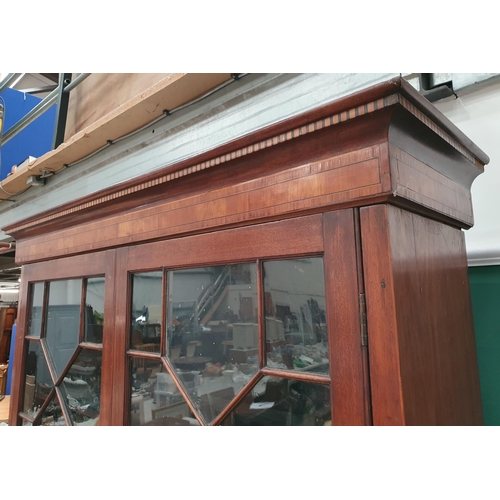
[232,323,258,349]
[265,317,285,342]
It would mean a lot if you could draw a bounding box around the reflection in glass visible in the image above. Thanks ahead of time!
[84,277,105,344]
[167,264,259,423]
[129,358,199,426]
[27,282,44,337]
[263,259,329,374]
[130,272,162,353]
[37,393,66,426]
[45,279,82,378]
[223,377,331,426]
[61,349,102,426]
[23,341,53,418]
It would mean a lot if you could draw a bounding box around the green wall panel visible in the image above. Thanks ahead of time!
[469,265,500,426]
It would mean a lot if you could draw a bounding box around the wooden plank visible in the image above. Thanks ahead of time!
[8,273,28,425]
[353,209,373,425]
[97,249,118,426]
[110,247,130,425]
[0,395,10,423]
[0,74,233,197]
[361,204,483,425]
[360,205,406,425]
[21,251,108,282]
[386,205,483,425]
[389,145,473,226]
[387,106,482,229]
[14,144,383,263]
[7,106,390,238]
[126,214,324,271]
[64,74,172,141]
[323,210,366,425]
[0,307,16,363]
[0,363,7,397]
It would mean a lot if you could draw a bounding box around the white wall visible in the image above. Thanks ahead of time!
[435,81,500,266]
[0,290,18,304]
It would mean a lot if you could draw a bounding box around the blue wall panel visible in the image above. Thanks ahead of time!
[6,324,16,395]
[0,88,56,180]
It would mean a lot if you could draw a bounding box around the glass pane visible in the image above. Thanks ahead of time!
[222,377,331,426]
[168,264,259,423]
[37,393,66,426]
[61,349,102,426]
[45,279,82,378]
[263,259,329,374]
[84,277,105,344]
[22,340,53,418]
[129,358,199,426]
[130,272,162,353]
[27,282,44,337]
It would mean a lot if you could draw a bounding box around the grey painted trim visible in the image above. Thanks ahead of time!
[467,248,500,267]
[452,73,500,96]
[468,258,500,267]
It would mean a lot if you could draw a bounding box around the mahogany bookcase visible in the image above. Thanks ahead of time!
[5,77,488,426]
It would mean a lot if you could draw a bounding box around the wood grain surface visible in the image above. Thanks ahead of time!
[64,74,172,141]
[360,204,483,425]
[323,210,367,425]
[0,395,10,423]
[6,76,487,426]
[359,205,406,425]
[9,98,484,265]
[11,109,391,263]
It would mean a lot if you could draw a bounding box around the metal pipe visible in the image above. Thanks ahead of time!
[64,73,91,93]
[1,87,60,145]
[53,73,72,149]
[9,73,26,89]
[0,73,20,93]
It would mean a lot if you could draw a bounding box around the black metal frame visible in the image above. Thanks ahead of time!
[52,74,73,150]
[0,73,91,148]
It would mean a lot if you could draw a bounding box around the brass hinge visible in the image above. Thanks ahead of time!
[359,292,368,346]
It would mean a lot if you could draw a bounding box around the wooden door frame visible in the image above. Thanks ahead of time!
[11,211,369,426]
[9,250,111,425]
